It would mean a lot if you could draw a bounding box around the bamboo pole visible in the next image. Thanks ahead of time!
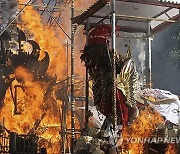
[71,0,75,153]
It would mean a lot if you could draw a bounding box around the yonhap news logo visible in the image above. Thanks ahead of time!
[123,137,180,144]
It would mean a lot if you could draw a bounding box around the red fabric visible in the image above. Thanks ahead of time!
[136,101,144,109]
[88,24,120,45]
[116,89,129,127]
[88,37,108,45]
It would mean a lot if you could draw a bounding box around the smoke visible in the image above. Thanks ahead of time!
[152,23,180,95]
[0,0,18,33]
[116,24,180,96]
[116,32,145,83]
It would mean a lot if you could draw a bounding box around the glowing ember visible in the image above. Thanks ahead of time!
[166,144,177,154]
[121,107,164,154]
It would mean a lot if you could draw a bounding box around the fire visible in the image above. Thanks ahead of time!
[1,0,172,153]
[18,0,96,78]
[0,67,45,133]
[0,0,97,153]
[0,66,62,153]
[166,144,177,154]
[18,0,67,80]
[121,107,164,154]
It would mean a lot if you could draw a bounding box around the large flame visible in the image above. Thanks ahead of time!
[121,107,164,154]
[0,66,62,153]
[18,0,97,79]
[1,0,174,153]
[1,67,46,133]
[0,0,96,153]
[18,0,67,80]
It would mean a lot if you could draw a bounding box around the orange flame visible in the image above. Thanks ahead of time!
[1,0,168,153]
[0,66,62,153]
[18,0,67,80]
[0,67,45,133]
[166,144,177,154]
[0,0,97,153]
[121,107,164,154]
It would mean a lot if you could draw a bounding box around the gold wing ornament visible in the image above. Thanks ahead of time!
[116,45,142,116]
[116,58,137,108]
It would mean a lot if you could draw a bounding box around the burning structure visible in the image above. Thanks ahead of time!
[0,0,93,153]
[72,0,180,154]
[0,0,179,154]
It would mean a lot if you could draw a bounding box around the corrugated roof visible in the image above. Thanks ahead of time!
[72,0,179,34]
[123,0,180,5]
[116,0,180,7]
[72,0,179,25]
[72,0,109,25]
[157,0,180,4]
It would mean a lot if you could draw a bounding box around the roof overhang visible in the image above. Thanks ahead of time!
[72,0,180,34]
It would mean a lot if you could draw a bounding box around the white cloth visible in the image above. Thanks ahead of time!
[142,88,180,125]
[88,106,106,128]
